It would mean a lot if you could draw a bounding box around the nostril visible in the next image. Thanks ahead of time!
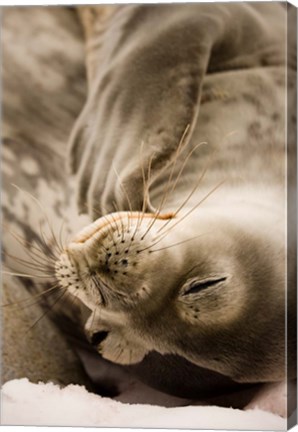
[90,331,109,347]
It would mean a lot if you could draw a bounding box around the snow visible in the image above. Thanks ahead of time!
[1,378,286,430]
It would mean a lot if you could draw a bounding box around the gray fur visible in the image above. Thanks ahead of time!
[68,3,289,218]
[2,3,296,413]
[2,6,90,385]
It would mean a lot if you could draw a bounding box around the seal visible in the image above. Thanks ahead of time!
[3,3,296,410]
[55,3,296,400]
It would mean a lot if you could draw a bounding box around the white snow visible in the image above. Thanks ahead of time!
[1,378,286,430]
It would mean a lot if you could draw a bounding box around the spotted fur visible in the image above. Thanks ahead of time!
[2,4,297,414]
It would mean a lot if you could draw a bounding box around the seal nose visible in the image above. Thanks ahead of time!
[56,210,176,305]
[90,330,109,347]
[63,211,163,276]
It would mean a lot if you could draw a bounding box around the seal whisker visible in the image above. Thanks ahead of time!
[22,247,56,269]
[168,132,235,221]
[15,245,56,272]
[131,140,147,241]
[92,276,109,305]
[2,270,55,279]
[125,149,156,249]
[154,150,216,237]
[136,140,155,227]
[112,165,133,232]
[92,273,127,302]
[5,226,58,265]
[148,234,206,253]
[155,124,191,214]
[141,125,190,239]
[66,286,82,310]
[155,159,214,236]
[139,150,155,228]
[108,211,121,239]
[22,289,68,336]
[168,141,208,198]
[138,233,205,254]
[38,221,60,260]
[100,205,121,239]
[11,183,64,255]
[1,283,62,310]
[112,200,126,242]
[157,179,227,239]
[156,171,207,237]
[101,215,119,250]
[4,252,55,274]
[57,219,69,254]
[84,201,99,216]
[140,142,149,218]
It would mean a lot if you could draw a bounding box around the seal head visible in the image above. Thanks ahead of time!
[56,206,288,390]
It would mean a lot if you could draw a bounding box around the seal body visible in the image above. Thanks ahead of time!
[2,7,91,386]
[57,3,296,394]
[3,3,296,410]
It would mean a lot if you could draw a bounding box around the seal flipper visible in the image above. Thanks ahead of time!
[68,5,214,218]
[69,4,285,220]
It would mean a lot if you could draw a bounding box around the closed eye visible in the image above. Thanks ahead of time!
[182,276,227,295]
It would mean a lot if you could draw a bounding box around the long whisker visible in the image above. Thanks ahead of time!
[155,159,214,236]
[17,247,54,270]
[108,212,121,239]
[58,219,68,253]
[2,271,55,279]
[148,233,207,253]
[155,124,191,214]
[168,141,207,197]
[140,125,190,239]
[4,252,54,275]
[11,183,63,255]
[113,200,126,242]
[2,283,62,309]
[23,289,67,336]
[39,221,59,260]
[101,215,119,251]
[140,140,148,217]
[131,140,146,240]
[6,227,57,265]
[139,151,155,227]
[10,241,56,271]
[83,201,118,250]
[112,165,133,232]
[157,179,227,239]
